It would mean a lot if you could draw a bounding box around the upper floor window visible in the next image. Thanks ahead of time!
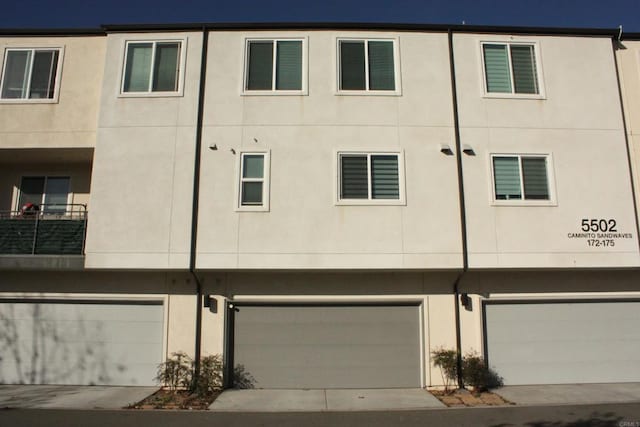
[244,39,305,93]
[0,48,62,101]
[338,39,399,93]
[482,42,541,96]
[492,155,551,202]
[17,176,70,214]
[237,152,271,211]
[121,40,182,94]
[337,152,405,205]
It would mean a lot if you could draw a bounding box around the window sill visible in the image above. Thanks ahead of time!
[336,199,406,206]
[0,98,59,104]
[235,205,270,212]
[118,91,184,98]
[241,90,308,96]
[336,90,401,96]
[482,93,546,100]
[491,200,557,207]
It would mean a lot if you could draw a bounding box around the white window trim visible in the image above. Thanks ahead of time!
[118,38,187,98]
[479,40,546,100]
[14,175,72,213]
[235,151,271,212]
[241,37,308,96]
[335,37,402,96]
[0,46,64,104]
[335,150,406,206]
[489,153,557,206]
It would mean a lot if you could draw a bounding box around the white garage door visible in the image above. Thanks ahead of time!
[0,300,164,386]
[233,304,422,389]
[484,300,640,385]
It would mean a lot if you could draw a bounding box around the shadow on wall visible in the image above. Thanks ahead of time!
[0,303,123,385]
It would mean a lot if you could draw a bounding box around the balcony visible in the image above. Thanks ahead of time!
[0,204,87,256]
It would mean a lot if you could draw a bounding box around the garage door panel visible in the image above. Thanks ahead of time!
[485,301,640,385]
[0,301,163,386]
[234,305,421,389]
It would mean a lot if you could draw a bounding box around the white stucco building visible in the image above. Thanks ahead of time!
[0,23,639,388]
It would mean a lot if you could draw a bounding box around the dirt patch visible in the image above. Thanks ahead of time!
[430,389,513,407]
[128,389,221,410]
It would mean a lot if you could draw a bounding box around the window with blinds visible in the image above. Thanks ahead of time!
[338,39,396,92]
[339,153,401,201]
[492,155,550,201]
[237,152,271,211]
[483,43,540,95]
[1,48,61,100]
[245,39,303,92]
[122,41,182,93]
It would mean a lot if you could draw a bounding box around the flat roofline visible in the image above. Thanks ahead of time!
[0,22,621,38]
[621,32,640,40]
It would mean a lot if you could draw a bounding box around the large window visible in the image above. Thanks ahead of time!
[338,152,404,204]
[17,176,70,213]
[492,155,550,201]
[338,39,397,92]
[122,41,182,94]
[482,43,540,95]
[0,48,61,100]
[245,39,304,92]
[237,152,270,211]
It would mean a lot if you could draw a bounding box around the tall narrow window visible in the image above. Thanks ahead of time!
[339,153,402,202]
[483,43,540,95]
[238,152,270,211]
[245,39,303,92]
[492,155,550,201]
[18,176,70,213]
[1,48,61,100]
[122,41,182,93]
[338,39,396,92]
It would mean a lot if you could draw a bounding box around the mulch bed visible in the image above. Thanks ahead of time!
[430,389,513,407]
[128,389,221,410]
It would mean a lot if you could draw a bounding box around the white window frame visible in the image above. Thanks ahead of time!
[335,150,406,206]
[14,175,72,213]
[335,37,402,96]
[235,151,271,212]
[0,46,64,104]
[489,153,557,206]
[119,39,187,98]
[242,37,308,95]
[480,40,545,99]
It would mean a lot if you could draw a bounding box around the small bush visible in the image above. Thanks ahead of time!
[156,351,192,391]
[431,348,503,392]
[193,354,223,396]
[156,352,225,397]
[233,364,256,389]
[462,351,503,392]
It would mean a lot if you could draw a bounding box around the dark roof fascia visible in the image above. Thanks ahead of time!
[0,28,105,37]
[621,32,640,41]
[101,22,620,38]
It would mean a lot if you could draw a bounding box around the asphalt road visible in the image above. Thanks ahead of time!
[1,403,640,427]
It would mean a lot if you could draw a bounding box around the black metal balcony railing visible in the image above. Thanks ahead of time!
[0,204,87,255]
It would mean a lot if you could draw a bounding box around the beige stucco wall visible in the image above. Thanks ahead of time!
[615,39,640,235]
[454,33,640,268]
[85,32,203,269]
[197,30,463,270]
[0,36,105,149]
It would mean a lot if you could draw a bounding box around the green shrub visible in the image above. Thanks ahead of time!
[431,348,503,392]
[462,351,503,392]
[156,352,225,396]
[155,351,192,391]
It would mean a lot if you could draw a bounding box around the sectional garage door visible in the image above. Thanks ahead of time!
[0,300,164,386]
[232,304,422,389]
[484,300,640,385]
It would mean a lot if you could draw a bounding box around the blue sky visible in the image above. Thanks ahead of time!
[3,0,640,32]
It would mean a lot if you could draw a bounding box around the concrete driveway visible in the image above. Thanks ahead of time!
[0,385,158,409]
[494,383,640,406]
[209,388,445,412]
